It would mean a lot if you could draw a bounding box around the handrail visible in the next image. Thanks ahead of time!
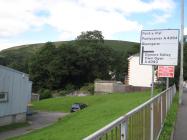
[84,85,176,140]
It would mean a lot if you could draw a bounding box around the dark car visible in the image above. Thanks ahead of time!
[70,103,88,112]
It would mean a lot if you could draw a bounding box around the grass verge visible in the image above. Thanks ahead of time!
[0,123,29,133]
[159,93,179,140]
[10,92,150,140]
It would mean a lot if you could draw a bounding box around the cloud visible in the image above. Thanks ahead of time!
[78,0,175,14]
[0,0,47,38]
[47,2,143,40]
[0,39,31,51]
[152,13,172,24]
[0,0,176,49]
[185,27,187,35]
[45,0,174,39]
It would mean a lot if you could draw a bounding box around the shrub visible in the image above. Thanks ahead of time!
[65,84,75,93]
[59,90,69,96]
[59,84,76,96]
[80,83,94,95]
[39,89,52,100]
[155,80,166,92]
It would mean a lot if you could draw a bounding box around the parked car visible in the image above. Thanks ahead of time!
[70,103,88,112]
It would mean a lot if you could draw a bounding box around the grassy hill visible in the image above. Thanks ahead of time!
[10,92,150,140]
[0,40,138,74]
[1,40,138,52]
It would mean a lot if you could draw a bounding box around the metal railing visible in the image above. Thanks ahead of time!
[84,85,176,140]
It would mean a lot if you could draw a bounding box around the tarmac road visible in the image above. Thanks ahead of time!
[0,111,68,140]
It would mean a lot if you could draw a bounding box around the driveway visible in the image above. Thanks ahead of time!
[0,112,68,140]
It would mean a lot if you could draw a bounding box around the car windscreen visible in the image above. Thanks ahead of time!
[72,104,80,108]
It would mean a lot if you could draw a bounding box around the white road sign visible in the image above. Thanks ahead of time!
[140,29,179,66]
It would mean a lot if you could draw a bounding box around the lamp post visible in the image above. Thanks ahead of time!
[179,0,184,104]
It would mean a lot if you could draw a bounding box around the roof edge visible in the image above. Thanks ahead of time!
[0,65,29,77]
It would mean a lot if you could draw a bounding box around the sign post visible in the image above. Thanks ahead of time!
[166,78,169,89]
[179,0,184,104]
[151,66,155,97]
[140,29,179,97]
[140,29,179,140]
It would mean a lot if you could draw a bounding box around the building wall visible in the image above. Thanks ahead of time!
[0,65,32,119]
[95,81,114,93]
[0,113,26,126]
[94,81,149,93]
[128,56,152,87]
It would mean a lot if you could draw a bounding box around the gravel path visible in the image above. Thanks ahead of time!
[0,112,68,140]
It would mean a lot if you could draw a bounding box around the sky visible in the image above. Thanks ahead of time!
[0,0,186,51]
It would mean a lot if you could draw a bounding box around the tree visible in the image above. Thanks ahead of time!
[0,55,6,65]
[76,30,104,45]
[29,42,56,91]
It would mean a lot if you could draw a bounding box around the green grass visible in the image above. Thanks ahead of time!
[0,123,29,133]
[10,92,150,140]
[159,93,179,140]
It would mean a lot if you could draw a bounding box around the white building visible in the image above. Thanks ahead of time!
[0,65,32,126]
[127,54,155,87]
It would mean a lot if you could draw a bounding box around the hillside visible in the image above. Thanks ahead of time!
[0,39,139,92]
[0,40,138,73]
[1,40,138,52]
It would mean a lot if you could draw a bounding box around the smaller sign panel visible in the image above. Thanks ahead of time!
[158,66,175,78]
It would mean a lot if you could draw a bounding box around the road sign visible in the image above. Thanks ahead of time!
[158,66,175,78]
[140,29,179,66]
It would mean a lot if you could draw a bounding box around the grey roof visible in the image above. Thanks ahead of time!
[0,65,29,77]
[128,53,139,60]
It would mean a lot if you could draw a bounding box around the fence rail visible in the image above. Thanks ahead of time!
[84,85,176,140]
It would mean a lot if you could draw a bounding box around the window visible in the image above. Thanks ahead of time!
[0,92,8,102]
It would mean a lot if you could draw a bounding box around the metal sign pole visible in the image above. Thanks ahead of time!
[151,65,154,98]
[166,77,169,89]
[150,65,154,140]
[179,0,184,104]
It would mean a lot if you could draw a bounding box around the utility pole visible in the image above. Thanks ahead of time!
[179,0,184,104]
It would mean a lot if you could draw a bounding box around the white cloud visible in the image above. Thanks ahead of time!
[185,27,187,35]
[0,39,46,51]
[0,0,176,49]
[0,0,47,38]
[79,0,175,14]
[47,1,142,40]
[59,31,76,41]
[0,39,30,51]
[152,13,172,24]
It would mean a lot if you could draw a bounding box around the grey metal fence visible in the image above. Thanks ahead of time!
[84,85,176,140]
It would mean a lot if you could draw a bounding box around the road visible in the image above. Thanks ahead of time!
[0,111,68,140]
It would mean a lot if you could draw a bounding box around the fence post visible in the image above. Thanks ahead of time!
[121,121,127,140]
[170,88,172,105]
[166,90,168,113]
[160,96,163,127]
[168,89,171,109]
[150,103,154,140]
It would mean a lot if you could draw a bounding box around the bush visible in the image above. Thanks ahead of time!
[59,90,69,96]
[39,89,52,100]
[155,80,166,92]
[65,84,75,93]
[59,84,75,96]
[80,83,94,95]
